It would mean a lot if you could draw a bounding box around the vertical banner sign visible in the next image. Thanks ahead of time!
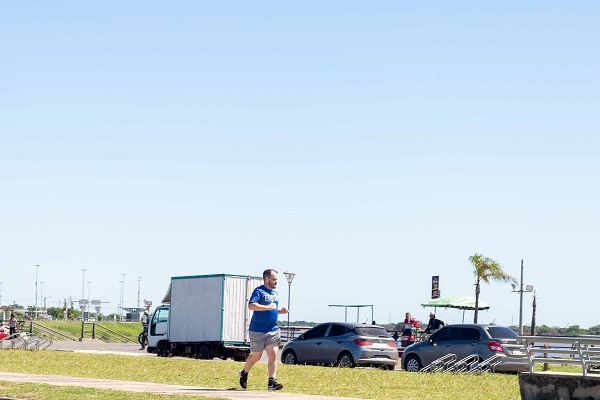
[431,276,440,299]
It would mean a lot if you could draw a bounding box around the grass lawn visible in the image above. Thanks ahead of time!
[0,350,527,400]
[38,321,142,341]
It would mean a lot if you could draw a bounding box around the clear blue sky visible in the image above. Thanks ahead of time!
[1,2,598,328]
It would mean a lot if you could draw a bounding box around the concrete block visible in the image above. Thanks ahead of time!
[519,372,600,400]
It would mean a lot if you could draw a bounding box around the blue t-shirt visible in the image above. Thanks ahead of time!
[248,285,279,333]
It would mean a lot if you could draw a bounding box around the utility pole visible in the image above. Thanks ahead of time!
[137,277,142,308]
[511,259,533,335]
[81,268,86,312]
[120,273,125,322]
[519,260,524,334]
[34,264,39,320]
[0,281,3,307]
[63,297,68,320]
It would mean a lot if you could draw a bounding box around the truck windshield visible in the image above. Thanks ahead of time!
[153,307,169,323]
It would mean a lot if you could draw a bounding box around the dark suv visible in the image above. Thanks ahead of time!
[401,324,528,373]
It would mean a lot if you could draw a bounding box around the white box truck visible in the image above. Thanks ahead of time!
[147,273,263,361]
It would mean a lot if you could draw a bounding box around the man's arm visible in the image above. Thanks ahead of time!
[248,302,288,314]
[248,302,276,312]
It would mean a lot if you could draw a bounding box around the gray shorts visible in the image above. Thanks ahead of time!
[249,330,280,353]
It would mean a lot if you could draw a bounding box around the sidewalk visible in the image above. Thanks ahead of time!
[0,371,370,400]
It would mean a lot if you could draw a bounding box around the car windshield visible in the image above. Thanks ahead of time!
[486,326,518,339]
[354,327,390,337]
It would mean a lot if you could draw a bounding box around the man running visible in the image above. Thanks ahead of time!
[239,269,288,391]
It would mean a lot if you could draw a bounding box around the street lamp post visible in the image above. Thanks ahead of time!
[0,281,3,307]
[282,271,297,342]
[81,269,86,312]
[137,277,142,308]
[511,259,533,335]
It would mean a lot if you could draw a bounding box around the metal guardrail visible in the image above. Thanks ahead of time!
[517,335,600,376]
[28,321,77,341]
[82,322,137,343]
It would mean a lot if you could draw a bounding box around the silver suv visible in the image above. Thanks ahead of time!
[401,324,528,373]
[281,322,398,370]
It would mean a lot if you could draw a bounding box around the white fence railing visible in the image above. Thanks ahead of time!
[517,335,600,376]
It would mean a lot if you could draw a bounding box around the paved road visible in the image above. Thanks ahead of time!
[0,340,371,400]
[49,339,267,361]
[49,339,154,356]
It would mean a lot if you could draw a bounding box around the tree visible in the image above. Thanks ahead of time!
[469,253,516,323]
[562,325,584,336]
[589,325,600,335]
[46,306,66,320]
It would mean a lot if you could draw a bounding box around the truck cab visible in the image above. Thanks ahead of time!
[147,305,169,355]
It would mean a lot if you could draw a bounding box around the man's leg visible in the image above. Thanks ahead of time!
[239,351,262,389]
[265,344,278,379]
[266,344,283,390]
[243,351,263,373]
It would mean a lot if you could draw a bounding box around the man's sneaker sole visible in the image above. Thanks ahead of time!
[268,382,283,391]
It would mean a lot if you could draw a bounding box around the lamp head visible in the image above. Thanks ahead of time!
[283,271,297,285]
[510,283,517,291]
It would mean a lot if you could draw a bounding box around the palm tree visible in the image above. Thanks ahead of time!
[468,253,516,323]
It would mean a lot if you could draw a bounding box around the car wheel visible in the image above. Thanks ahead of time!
[282,350,298,365]
[157,342,170,357]
[337,351,355,368]
[197,344,211,360]
[403,355,422,372]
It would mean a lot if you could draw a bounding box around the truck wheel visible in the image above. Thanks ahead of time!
[197,344,211,360]
[233,356,246,362]
[157,342,170,357]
